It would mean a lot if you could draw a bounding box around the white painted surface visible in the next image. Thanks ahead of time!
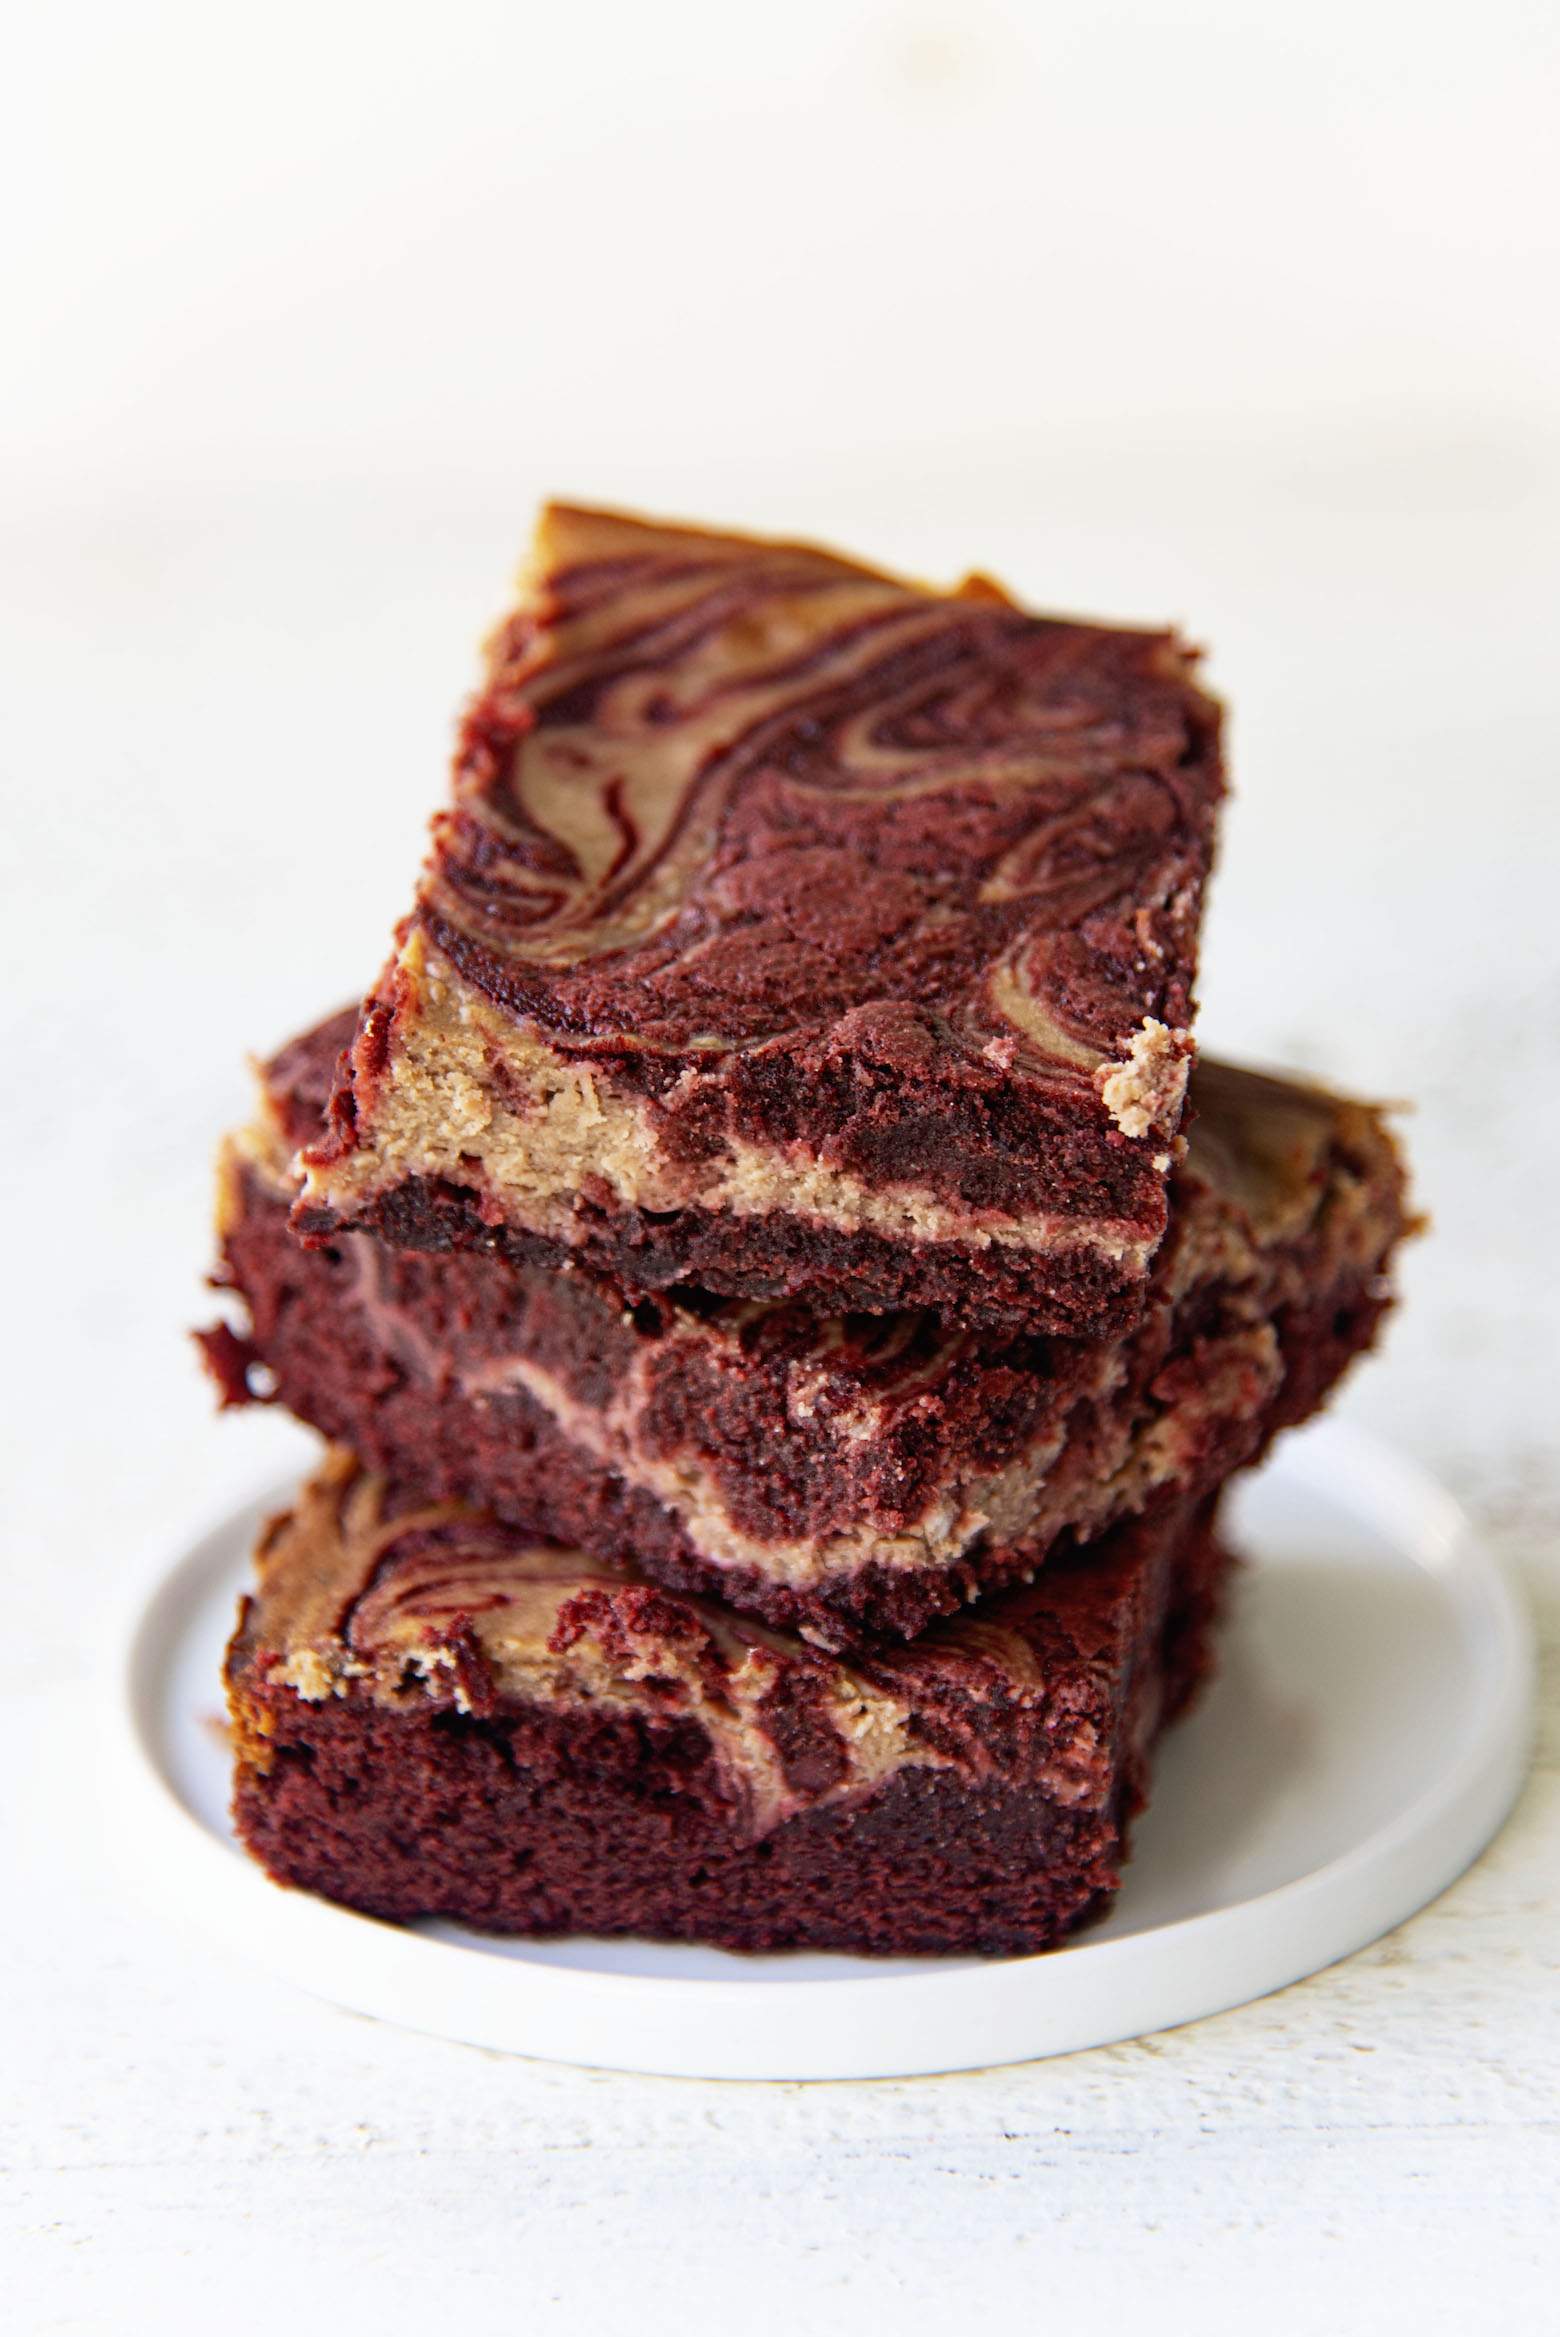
[4,0,1559,2321]
[7,448,1556,2337]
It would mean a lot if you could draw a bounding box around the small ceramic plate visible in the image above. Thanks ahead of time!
[114,1420,1532,2080]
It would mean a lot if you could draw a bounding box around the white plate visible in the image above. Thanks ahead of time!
[114,1420,1533,2081]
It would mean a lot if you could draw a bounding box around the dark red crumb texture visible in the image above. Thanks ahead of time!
[294,1169,1152,1343]
[210,1183,1377,1647]
[204,1010,1407,1648]
[226,1494,1230,1959]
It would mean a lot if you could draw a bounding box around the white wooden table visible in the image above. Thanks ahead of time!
[4,443,1557,2332]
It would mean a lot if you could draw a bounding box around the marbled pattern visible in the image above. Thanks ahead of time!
[432,507,1220,1060]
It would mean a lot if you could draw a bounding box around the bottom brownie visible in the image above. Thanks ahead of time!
[226,1454,1232,1958]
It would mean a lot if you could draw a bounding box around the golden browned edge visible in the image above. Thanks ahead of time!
[525,503,1054,622]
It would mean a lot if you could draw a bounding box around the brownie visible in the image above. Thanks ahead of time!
[225,1454,1232,1959]
[204,1013,1409,1648]
[292,504,1224,1339]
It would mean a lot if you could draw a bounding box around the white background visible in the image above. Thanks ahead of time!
[3,3,1557,2329]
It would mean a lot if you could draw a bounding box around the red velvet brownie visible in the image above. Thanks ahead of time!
[225,1454,1231,1958]
[293,505,1224,1339]
[205,1013,1409,1649]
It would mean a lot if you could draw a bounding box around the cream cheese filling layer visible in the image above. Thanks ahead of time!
[296,934,1158,1270]
[457,1344,1118,1592]
[229,1081,1288,1601]
[456,1312,1281,1603]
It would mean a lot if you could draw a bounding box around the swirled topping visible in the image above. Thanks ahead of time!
[253,1456,922,1833]
[245,1452,1178,1828]
[421,505,1222,1063]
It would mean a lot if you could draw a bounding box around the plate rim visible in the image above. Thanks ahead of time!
[108,1419,1536,2080]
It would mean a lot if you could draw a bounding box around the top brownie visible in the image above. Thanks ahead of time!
[295,505,1225,1337]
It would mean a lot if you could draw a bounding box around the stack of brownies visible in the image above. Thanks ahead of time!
[201,506,1411,1957]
